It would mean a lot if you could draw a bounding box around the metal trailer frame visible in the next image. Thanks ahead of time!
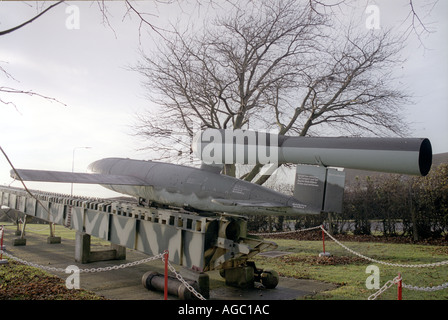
[0,186,277,288]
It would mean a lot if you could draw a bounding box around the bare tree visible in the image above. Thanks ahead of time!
[134,0,412,182]
[1,0,437,113]
[134,0,329,164]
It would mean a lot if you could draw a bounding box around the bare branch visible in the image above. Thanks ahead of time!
[402,0,438,47]
[0,1,64,36]
[123,0,173,42]
[0,86,67,112]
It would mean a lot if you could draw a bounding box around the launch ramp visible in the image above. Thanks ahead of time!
[0,185,277,293]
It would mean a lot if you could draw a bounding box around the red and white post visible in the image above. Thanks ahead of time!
[319,225,331,257]
[0,225,8,265]
[164,250,169,300]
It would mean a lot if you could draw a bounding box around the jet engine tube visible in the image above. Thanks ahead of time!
[192,129,432,176]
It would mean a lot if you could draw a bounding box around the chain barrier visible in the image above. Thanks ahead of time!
[403,281,448,292]
[162,254,207,300]
[320,226,448,268]
[1,248,206,300]
[1,250,165,273]
[250,224,448,299]
[368,275,448,300]
[2,223,448,300]
[368,275,402,300]
[251,225,448,268]
[318,226,448,299]
[252,225,322,236]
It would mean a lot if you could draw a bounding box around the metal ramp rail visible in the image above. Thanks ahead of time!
[0,185,276,273]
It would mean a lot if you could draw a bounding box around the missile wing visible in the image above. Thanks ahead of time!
[10,168,150,186]
[10,158,311,216]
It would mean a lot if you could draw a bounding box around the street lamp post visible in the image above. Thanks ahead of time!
[71,146,92,196]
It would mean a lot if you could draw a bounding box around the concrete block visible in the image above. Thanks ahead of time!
[224,266,254,289]
[89,249,119,262]
[75,232,90,264]
[111,243,126,260]
[12,238,26,246]
[47,236,62,244]
[180,267,210,299]
[75,231,126,263]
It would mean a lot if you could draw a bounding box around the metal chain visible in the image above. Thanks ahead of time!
[1,250,164,273]
[2,249,206,299]
[4,223,447,300]
[2,251,66,272]
[368,275,401,300]
[78,254,165,273]
[368,276,448,300]
[320,226,448,298]
[162,255,207,300]
[252,225,322,236]
[403,281,448,292]
[321,226,448,268]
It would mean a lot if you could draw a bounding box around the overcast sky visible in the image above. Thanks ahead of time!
[1,1,447,198]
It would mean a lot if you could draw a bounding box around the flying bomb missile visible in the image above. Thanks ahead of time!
[10,129,432,216]
[11,158,311,215]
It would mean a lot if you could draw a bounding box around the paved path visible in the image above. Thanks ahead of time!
[1,224,337,300]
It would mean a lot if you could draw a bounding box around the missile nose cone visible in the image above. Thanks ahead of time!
[86,158,123,174]
[87,160,100,173]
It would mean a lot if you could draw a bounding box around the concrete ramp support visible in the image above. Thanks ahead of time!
[75,231,126,264]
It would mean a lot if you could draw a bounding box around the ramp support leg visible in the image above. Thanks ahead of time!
[12,215,28,246]
[47,223,61,244]
[75,231,126,264]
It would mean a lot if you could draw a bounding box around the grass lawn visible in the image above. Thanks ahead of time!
[1,223,447,300]
[0,223,108,300]
[254,237,448,300]
[0,260,105,300]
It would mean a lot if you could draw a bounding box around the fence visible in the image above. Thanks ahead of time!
[0,226,205,300]
[254,225,448,300]
[1,224,447,300]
